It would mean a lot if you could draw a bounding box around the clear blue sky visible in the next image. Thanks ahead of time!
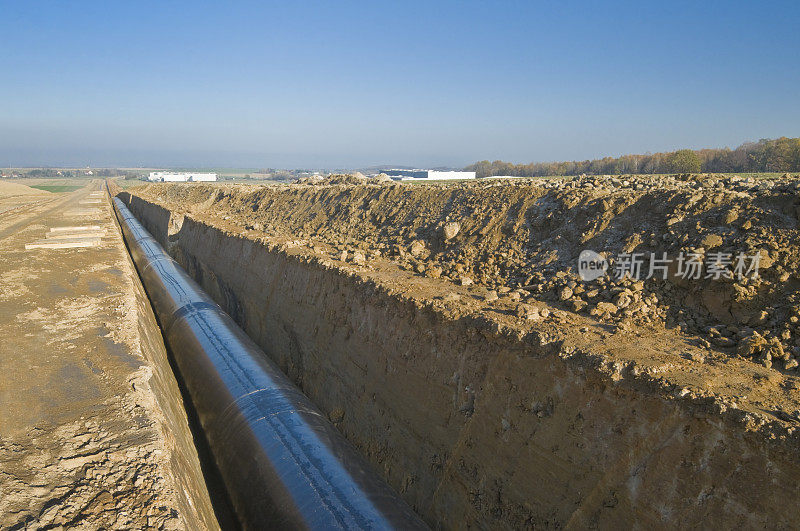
[1,0,798,169]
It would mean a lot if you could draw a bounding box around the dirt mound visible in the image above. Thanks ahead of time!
[0,181,52,197]
[132,174,800,374]
[295,173,370,185]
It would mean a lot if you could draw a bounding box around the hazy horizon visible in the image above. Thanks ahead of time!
[0,136,796,172]
[2,1,798,168]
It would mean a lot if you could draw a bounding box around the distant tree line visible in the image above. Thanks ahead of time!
[19,168,69,178]
[465,137,800,177]
[10,168,139,178]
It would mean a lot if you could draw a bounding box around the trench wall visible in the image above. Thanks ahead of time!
[121,192,800,529]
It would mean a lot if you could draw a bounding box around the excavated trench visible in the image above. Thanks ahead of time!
[112,196,425,528]
[118,188,800,529]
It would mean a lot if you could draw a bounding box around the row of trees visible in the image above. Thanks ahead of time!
[10,168,139,178]
[466,137,800,177]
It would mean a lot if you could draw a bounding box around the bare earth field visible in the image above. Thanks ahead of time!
[0,181,217,529]
[0,181,55,217]
[120,173,800,528]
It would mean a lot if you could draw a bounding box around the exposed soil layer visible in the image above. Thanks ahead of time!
[121,175,800,528]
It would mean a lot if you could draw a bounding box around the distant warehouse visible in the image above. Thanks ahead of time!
[148,171,217,182]
[382,169,476,181]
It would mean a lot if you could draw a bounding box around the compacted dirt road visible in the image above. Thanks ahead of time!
[0,181,217,529]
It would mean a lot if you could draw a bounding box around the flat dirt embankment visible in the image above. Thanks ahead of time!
[0,181,218,529]
[121,174,800,528]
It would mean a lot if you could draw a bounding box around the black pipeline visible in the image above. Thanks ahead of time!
[112,197,427,530]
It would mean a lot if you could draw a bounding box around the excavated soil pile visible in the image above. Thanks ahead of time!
[0,181,52,197]
[121,174,800,528]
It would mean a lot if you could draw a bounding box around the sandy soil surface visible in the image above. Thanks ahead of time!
[0,181,216,529]
[0,181,55,216]
[0,181,53,197]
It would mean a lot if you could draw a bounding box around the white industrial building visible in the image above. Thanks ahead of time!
[148,171,218,182]
[382,169,476,181]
